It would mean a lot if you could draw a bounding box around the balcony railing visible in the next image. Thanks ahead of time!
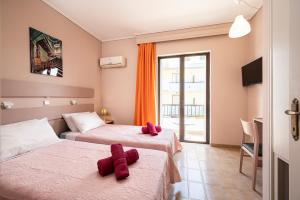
[169,80,205,84]
[161,104,205,117]
[162,82,205,92]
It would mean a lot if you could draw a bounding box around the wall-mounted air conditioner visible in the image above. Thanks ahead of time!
[99,56,126,69]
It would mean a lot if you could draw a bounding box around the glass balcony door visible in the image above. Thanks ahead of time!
[183,55,209,142]
[158,53,210,143]
[159,57,181,139]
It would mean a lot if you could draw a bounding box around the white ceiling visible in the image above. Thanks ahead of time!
[43,0,263,41]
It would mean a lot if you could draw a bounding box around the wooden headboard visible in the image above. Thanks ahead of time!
[0,79,95,134]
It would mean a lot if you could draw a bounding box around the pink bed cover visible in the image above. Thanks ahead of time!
[66,125,182,183]
[0,140,172,200]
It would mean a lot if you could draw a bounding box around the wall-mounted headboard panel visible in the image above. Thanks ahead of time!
[1,104,94,134]
[1,79,96,134]
[1,104,94,124]
[1,79,94,98]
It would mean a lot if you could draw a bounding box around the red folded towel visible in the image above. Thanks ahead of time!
[97,149,139,176]
[97,156,114,176]
[141,126,148,134]
[147,122,158,136]
[111,144,129,180]
[125,148,139,165]
[155,125,162,132]
[141,123,162,135]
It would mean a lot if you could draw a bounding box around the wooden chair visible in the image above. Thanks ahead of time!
[239,119,262,190]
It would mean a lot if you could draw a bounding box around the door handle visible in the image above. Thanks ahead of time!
[284,110,300,115]
[285,98,299,141]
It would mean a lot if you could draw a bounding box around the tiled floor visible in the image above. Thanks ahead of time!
[169,143,262,200]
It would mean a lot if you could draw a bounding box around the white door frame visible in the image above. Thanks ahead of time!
[263,0,273,199]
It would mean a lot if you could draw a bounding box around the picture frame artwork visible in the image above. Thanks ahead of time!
[30,27,63,77]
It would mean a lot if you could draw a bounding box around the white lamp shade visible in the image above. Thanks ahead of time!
[229,15,251,38]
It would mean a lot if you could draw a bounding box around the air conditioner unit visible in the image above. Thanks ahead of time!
[99,56,126,68]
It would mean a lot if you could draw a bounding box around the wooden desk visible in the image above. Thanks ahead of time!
[253,118,263,141]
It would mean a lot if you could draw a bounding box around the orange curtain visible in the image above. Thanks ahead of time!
[134,43,157,126]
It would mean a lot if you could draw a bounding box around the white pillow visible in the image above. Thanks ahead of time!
[71,112,105,133]
[0,118,60,162]
[62,112,89,132]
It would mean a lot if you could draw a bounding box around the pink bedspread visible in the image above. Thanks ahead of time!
[0,140,171,200]
[65,124,182,183]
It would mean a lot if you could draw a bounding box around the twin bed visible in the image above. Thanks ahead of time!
[61,124,182,183]
[0,140,171,200]
[0,80,182,200]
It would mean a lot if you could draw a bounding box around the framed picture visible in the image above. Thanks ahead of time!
[29,27,63,77]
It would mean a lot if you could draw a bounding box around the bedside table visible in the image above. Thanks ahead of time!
[105,119,114,124]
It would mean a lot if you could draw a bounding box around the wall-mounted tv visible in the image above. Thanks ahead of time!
[241,57,262,87]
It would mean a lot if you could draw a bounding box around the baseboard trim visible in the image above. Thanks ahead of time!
[210,143,240,148]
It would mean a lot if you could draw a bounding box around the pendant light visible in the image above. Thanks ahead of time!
[229,0,259,38]
[229,15,251,38]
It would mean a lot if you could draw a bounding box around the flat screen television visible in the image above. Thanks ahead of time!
[241,57,262,86]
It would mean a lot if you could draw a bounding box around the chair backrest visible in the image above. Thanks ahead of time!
[240,119,258,139]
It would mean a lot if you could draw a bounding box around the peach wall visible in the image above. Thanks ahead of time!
[101,39,137,124]
[0,0,102,111]
[102,35,249,145]
[246,9,264,120]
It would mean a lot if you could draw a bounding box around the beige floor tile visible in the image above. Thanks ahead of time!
[199,160,234,172]
[201,170,225,186]
[172,181,189,198]
[187,152,199,160]
[188,168,203,182]
[195,151,210,161]
[179,167,188,180]
[226,188,262,200]
[188,181,207,199]
[205,185,229,200]
[188,159,201,169]
[176,158,188,168]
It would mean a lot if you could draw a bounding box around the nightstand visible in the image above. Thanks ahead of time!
[105,119,114,124]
